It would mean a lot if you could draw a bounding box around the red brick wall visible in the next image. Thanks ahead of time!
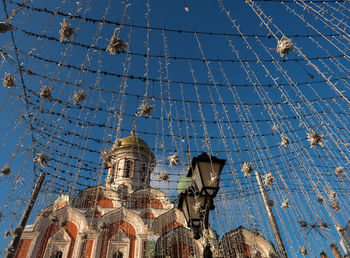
[79,240,94,258]
[15,239,32,258]
[99,220,136,258]
[36,221,77,258]
[161,221,183,234]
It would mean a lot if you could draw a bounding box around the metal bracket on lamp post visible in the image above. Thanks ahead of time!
[202,197,213,258]
[5,172,46,258]
[255,171,288,258]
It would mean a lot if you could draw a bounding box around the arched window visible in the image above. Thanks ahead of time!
[140,163,147,182]
[51,251,63,258]
[117,159,124,177]
[124,159,132,178]
[109,163,116,184]
[134,160,141,177]
[113,251,123,258]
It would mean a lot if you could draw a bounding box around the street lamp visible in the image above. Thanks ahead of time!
[178,190,205,239]
[188,152,226,198]
[178,152,226,258]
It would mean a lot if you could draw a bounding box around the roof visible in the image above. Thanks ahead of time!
[112,136,151,152]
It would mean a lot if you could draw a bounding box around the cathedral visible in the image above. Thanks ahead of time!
[13,131,278,258]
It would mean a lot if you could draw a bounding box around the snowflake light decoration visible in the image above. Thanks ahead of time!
[330,201,340,211]
[335,166,344,176]
[81,232,89,241]
[264,172,275,186]
[73,90,87,105]
[299,246,307,255]
[40,85,52,101]
[281,199,289,209]
[241,161,253,177]
[299,221,308,228]
[276,36,295,58]
[336,224,344,233]
[158,171,170,181]
[209,174,219,185]
[98,222,109,231]
[272,124,279,131]
[329,189,337,201]
[106,35,128,54]
[279,136,290,148]
[319,221,329,230]
[137,99,154,118]
[101,150,112,167]
[194,201,202,213]
[0,21,14,33]
[317,196,324,204]
[49,214,58,223]
[4,230,11,238]
[168,153,179,168]
[3,73,15,88]
[1,165,12,176]
[307,130,324,148]
[59,19,75,42]
[60,219,67,227]
[34,153,49,168]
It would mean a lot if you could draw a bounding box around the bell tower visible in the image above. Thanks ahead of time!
[103,119,156,195]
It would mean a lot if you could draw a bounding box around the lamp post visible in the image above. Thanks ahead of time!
[178,152,226,258]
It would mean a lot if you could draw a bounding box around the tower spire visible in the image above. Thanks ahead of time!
[131,115,136,136]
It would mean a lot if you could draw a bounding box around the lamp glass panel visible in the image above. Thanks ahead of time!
[192,165,204,193]
[181,197,190,224]
[197,161,222,188]
[186,195,205,220]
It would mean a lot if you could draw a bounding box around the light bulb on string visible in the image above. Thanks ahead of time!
[184,0,189,12]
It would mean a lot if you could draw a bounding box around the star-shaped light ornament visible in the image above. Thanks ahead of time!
[137,99,154,118]
[59,19,75,42]
[168,153,179,168]
[194,201,202,213]
[209,173,219,186]
[4,230,11,238]
[279,136,290,148]
[158,171,170,181]
[329,189,337,201]
[317,196,324,204]
[336,224,344,233]
[1,165,12,176]
[241,162,253,177]
[307,130,324,148]
[0,21,14,34]
[330,201,340,211]
[34,153,49,168]
[81,232,89,241]
[264,172,275,186]
[106,34,128,54]
[276,36,295,58]
[73,90,87,105]
[335,166,344,176]
[3,73,16,88]
[281,199,289,209]
[299,247,307,255]
[98,222,109,231]
[39,85,52,101]
[272,124,279,131]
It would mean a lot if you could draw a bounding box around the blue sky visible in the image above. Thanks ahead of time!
[1,0,350,256]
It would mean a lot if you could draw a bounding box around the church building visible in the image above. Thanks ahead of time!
[13,130,279,258]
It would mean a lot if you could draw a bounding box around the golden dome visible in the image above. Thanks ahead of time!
[113,136,151,152]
